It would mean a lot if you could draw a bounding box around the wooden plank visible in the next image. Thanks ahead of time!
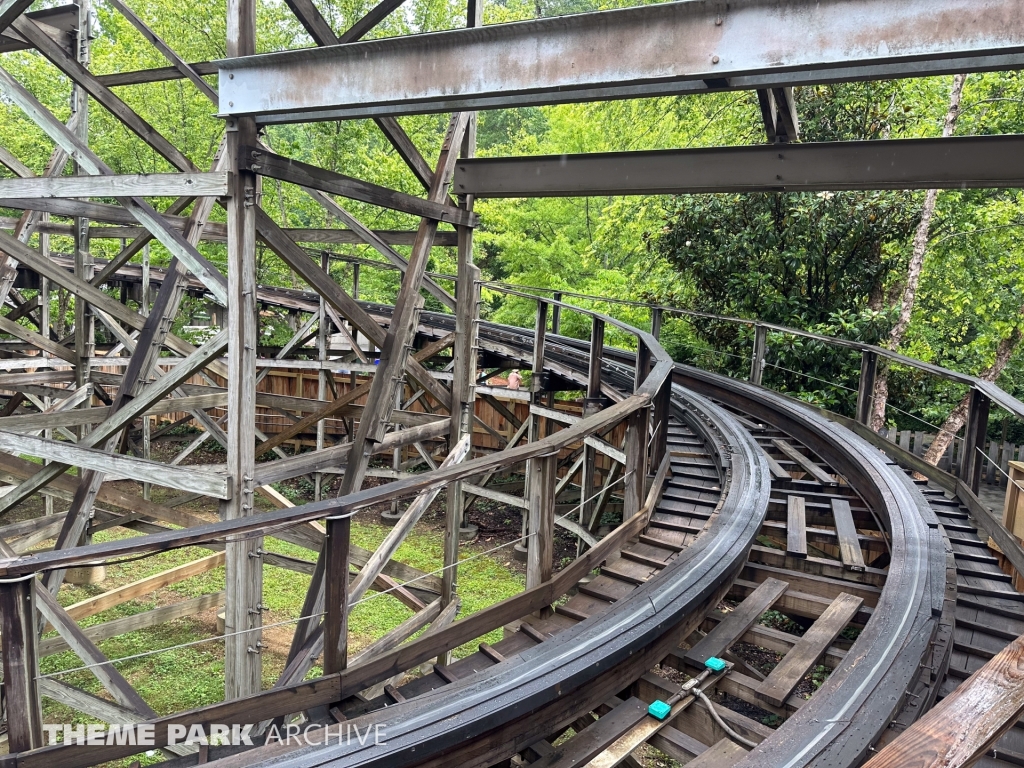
[0,172,227,198]
[786,495,807,559]
[756,592,863,708]
[39,592,224,657]
[529,698,649,768]
[348,436,470,604]
[0,430,229,497]
[685,577,789,667]
[862,632,1024,768]
[772,439,837,486]
[831,498,867,572]
[681,738,747,768]
[33,585,157,717]
[60,553,226,624]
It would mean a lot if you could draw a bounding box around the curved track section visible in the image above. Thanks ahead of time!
[229,311,941,768]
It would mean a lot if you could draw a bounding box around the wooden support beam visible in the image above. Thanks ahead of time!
[0,172,227,198]
[0,0,33,34]
[0,312,75,363]
[962,386,991,494]
[526,451,556,589]
[223,0,261,700]
[0,64,228,306]
[350,435,470,605]
[0,430,229,497]
[856,350,877,425]
[685,578,789,667]
[33,585,158,717]
[323,515,351,675]
[0,574,43,751]
[750,323,767,386]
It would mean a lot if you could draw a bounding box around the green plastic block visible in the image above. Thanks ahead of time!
[648,700,672,720]
[705,656,728,673]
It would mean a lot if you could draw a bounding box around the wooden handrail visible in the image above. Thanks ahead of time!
[862,632,1024,768]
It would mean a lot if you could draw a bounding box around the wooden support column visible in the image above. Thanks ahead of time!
[651,372,671,472]
[623,407,646,519]
[441,224,480,606]
[526,452,556,590]
[316,254,329,501]
[72,0,93,396]
[962,387,991,495]
[588,317,605,401]
[651,307,663,342]
[323,515,350,675]
[635,339,651,393]
[551,292,562,335]
[750,323,767,386]
[0,574,43,752]
[856,350,877,426]
[223,0,262,700]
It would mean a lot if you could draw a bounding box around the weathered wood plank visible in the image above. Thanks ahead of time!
[0,172,227,198]
[831,498,867,572]
[786,495,808,559]
[685,577,789,667]
[772,439,837,486]
[0,430,229,497]
[756,591,862,708]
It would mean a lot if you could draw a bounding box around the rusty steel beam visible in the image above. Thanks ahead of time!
[453,135,1024,197]
[217,0,1024,122]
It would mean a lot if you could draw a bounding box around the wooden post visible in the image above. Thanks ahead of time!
[856,350,877,426]
[140,242,151,501]
[442,231,479,607]
[651,307,663,342]
[526,452,556,590]
[0,574,43,751]
[40,225,54,517]
[316,255,329,501]
[651,373,671,471]
[635,339,651,393]
[962,387,991,495]
[72,0,93,399]
[749,323,767,385]
[588,317,605,402]
[223,0,262,700]
[323,515,350,675]
[551,292,562,335]
[533,300,548,393]
[623,408,646,519]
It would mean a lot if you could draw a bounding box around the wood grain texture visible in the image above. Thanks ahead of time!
[862,632,1024,768]
[0,172,227,198]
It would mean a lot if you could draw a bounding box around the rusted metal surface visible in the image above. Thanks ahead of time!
[217,0,1024,121]
[453,135,1024,198]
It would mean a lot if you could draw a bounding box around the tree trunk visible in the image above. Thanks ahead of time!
[869,73,967,431]
[923,317,1024,466]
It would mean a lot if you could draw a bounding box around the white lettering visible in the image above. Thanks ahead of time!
[105,724,136,746]
[185,723,208,745]
[86,724,105,745]
[136,724,155,745]
[167,724,187,745]
[42,725,61,745]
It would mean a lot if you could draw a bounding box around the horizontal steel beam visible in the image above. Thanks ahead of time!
[0,172,228,198]
[453,135,1024,197]
[217,0,1024,121]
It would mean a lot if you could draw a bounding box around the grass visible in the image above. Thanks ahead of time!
[37,511,524,746]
